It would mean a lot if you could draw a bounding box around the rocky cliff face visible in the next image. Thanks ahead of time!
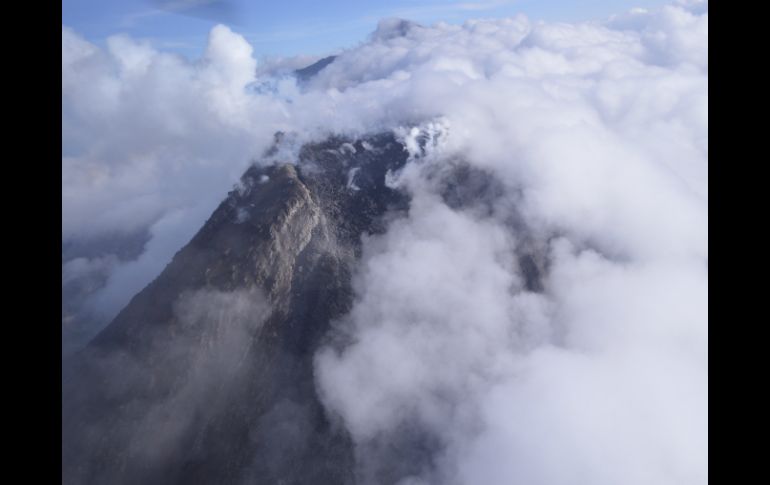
[62,131,544,484]
[62,133,411,485]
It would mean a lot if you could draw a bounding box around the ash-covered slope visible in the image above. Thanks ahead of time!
[62,133,410,485]
[62,131,544,485]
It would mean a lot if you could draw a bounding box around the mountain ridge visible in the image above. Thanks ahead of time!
[62,129,545,484]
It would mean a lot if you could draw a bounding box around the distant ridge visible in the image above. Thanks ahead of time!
[294,55,337,82]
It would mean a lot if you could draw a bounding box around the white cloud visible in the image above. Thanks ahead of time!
[304,3,706,484]
[62,24,293,325]
[62,24,287,241]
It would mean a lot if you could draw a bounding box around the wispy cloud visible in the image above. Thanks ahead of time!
[151,0,230,13]
[119,9,169,29]
[240,1,518,52]
[120,0,239,29]
[365,0,518,23]
[242,18,371,46]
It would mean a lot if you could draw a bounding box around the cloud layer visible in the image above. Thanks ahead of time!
[63,1,707,483]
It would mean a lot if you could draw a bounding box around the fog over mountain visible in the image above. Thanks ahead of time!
[62,1,707,484]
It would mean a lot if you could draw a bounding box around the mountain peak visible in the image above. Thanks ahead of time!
[372,18,422,41]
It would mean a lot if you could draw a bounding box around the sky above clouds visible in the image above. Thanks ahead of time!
[63,0,674,57]
[63,1,707,482]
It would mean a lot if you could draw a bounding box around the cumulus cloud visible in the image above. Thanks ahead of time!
[62,24,283,240]
[306,2,705,484]
[63,1,707,483]
[62,24,291,335]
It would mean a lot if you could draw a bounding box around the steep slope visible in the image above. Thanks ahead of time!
[62,131,545,484]
[62,133,410,485]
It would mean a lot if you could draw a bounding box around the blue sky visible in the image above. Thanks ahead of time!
[62,0,672,59]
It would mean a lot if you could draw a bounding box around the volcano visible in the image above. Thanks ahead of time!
[62,130,545,485]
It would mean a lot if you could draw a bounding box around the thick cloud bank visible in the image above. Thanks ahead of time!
[307,2,707,484]
[63,1,707,483]
[62,24,290,339]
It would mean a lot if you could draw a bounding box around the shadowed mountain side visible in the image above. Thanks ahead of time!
[62,131,547,484]
[62,133,410,485]
[294,56,337,83]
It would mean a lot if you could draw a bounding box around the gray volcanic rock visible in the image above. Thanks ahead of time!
[62,131,546,484]
[62,133,410,485]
